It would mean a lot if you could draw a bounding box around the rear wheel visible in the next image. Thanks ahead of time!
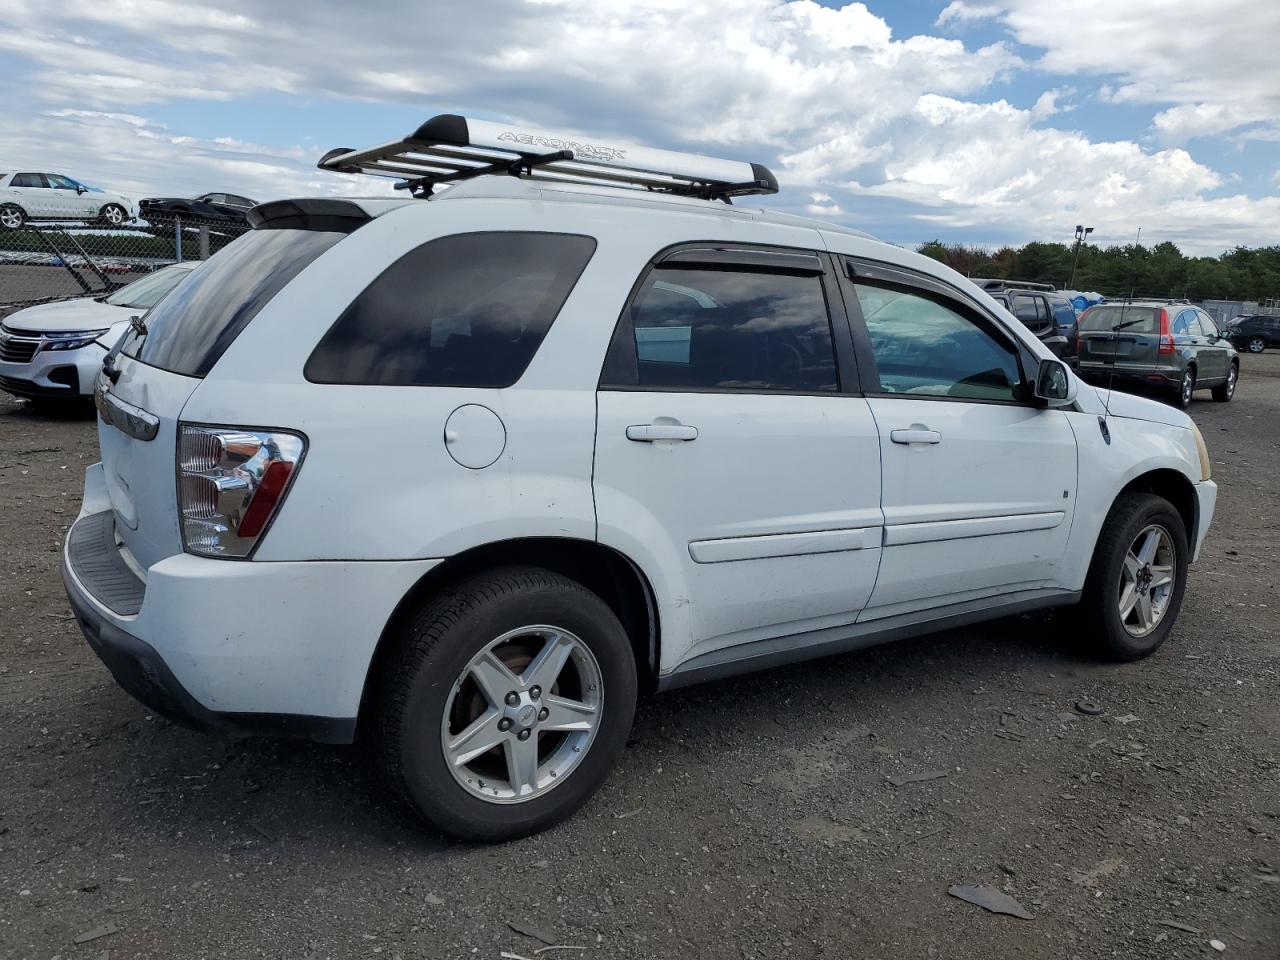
[0,203,26,230]
[1247,336,1266,354]
[376,567,637,841]
[1172,367,1195,408]
[1212,363,1238,402]
[1075,492,1189,662]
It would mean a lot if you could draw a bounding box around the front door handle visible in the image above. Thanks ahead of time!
[890,427,941,445]
[626,423,698,442]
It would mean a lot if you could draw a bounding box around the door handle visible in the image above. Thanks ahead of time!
[626,423,698,442]
[890,427,941,445]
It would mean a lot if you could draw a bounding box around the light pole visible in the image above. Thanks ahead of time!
[1068,224,1093,288]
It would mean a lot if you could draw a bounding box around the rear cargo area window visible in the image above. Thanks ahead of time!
[125,229,343,377]
[305,232,596,388]
[1078,305,1159,334]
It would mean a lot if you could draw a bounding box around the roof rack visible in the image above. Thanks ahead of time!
[971,278,1057,292]
[317,114,779,203]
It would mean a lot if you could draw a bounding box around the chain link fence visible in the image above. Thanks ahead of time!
[0,215,251,321]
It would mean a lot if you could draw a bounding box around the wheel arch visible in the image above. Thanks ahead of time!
[357,537,660,731]
[1115,468,1198,547]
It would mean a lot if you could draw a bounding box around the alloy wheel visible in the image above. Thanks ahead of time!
[0,208,22,229]
[1118,524,1176,638]
[1248,337,1266,353]
[104,206,124,225]
[1181,371,1193,405]
[1226,365,1237,398]
[441,625,603,803]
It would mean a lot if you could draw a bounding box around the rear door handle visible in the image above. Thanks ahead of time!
[626,423,698,442]
[890,427,941,445]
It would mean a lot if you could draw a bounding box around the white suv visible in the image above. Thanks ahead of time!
[63,117,1217,841]
[0,172,134,228]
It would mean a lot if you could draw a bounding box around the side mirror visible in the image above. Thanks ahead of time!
[1034,357,1076,408]
[76,185,87,194]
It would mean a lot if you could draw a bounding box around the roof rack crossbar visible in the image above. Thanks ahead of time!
[318,114,779,203]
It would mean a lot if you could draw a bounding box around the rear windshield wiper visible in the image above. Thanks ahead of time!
[1110,317,1150,332]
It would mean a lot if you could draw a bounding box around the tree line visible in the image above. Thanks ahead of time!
[916,240,1280,303]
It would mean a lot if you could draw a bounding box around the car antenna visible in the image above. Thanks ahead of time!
[1100,227,1142,433]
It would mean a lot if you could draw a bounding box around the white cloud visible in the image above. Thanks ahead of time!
[0,0,1274,253]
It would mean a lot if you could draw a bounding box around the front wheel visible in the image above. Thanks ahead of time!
[1247,337,1266,354]
[1076,492,1189,662]
[376,567,637,841]
[98,204,127,226]
[1212,363,1238,402]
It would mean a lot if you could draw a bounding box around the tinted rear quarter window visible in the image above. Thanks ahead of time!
[126,229,344,377]
[305,232,596,387]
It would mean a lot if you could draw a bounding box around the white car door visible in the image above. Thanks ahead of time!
[593,246,884,673]
[9,173,52,216]
[840,258,1079,619]
[44,174,87,218]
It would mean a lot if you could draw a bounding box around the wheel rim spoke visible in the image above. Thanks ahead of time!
[447,710,505,767]
[504,735,540,797]
[1149,564,1174,591]
[1135,590,1154,629]
[1136,529,1160,565]
[522,630,576,692]
[540,694,597,733]
[1119,581,1139,620]
[468,651,522,709]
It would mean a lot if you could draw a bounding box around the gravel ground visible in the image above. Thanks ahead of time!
[1,357,1277,960]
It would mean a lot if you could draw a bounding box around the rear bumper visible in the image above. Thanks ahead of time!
[1077,363,1180,387]
[62,558,354,742]
[62,466,442,741]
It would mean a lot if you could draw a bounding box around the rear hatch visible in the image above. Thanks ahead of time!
[1077,305,1161,365]
[95,224,347,570]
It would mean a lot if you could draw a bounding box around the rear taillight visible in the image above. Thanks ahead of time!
[1157,307,1175,355]
[177,424,305,558]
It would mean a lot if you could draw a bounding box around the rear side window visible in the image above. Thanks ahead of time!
[305,232,596,387]
[602,266,838,392]
[1078,305,1159,334]
[1050,299,1077,327]
[126,229,343,377]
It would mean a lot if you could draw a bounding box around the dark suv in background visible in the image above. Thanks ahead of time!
[1076,300,1239,408]
[974,280,1078,364]
[1224,314,1280,353]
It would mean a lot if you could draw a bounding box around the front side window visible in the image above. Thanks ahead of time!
[305,232,596,387]
[854,283,1024,402]
[47,174,78,189]
[604,264,838,392]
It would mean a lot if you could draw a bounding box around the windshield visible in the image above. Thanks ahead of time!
[103,266,192,309]
[124,228,343,377]
[1078,305,1159,334]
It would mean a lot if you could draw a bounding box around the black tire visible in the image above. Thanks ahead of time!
[1211,362,1238,402]
[376,566,637,841]
[98,203,128,226]
[1172,366,1195,408]
[1246,337,1266,354]
[1075,492,1189,662]
[0,203,26,230]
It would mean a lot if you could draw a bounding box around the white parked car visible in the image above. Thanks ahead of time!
[0,172,135,228]
[63,117,1217,841]
[0,263,196,401]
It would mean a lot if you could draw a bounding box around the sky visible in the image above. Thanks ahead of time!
[1,0,1277,255]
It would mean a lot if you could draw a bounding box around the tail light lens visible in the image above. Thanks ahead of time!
[1157,307,1175,355]
[177,424,306,558]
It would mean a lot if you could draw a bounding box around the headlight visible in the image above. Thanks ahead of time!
[42,329,109,351]
[1189,421,1211,481]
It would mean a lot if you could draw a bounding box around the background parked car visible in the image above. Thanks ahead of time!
[0,262,196,403]
[1224,314,1280,353]
[139,192,257,230]
[974,279,1077,364]
[0,172,134,229]
[1076,300,1238,408]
